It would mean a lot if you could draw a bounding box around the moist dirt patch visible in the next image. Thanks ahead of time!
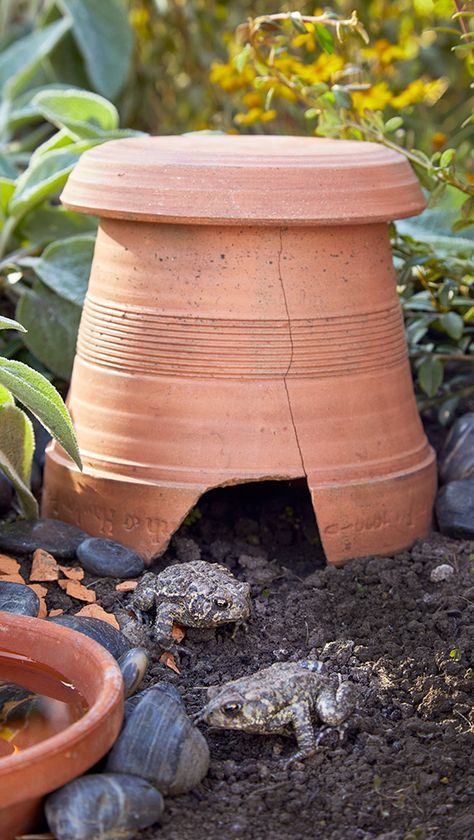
[29,480,474,840]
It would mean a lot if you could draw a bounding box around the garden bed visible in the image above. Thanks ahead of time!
[23,479,474,840]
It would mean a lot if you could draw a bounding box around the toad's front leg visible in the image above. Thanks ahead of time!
[129,572,157,623]
[153,602,179,652]
[270,701,316,763]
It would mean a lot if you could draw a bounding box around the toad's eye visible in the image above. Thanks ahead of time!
[213,598,230,610]
[222,702,241,717]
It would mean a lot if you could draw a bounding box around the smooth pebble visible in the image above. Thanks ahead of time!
[77,537,144,579]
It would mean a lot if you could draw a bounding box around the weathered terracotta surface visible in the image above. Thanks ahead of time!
[42,136,436,565]
[0,613,123,839]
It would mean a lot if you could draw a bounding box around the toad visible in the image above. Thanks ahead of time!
[129,560,251,651]
[196,660,354,762]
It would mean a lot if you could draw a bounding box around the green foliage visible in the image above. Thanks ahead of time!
[0,316,81,517]
[210,1,474,418]
[0,1,138,381]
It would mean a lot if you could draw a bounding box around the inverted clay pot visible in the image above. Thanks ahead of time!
[42,135,437,565]
[0,612,123,839]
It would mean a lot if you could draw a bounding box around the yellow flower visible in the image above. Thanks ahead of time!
[352,82,393,114]
[391,78,447,109]
[432,132,447,150]
[234,108,277,126]
[362,38,409,67]
[210,61,255,93]
[243,92,263,109]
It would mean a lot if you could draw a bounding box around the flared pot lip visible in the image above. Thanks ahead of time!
[61,134,425,226]
[0,612,124,806]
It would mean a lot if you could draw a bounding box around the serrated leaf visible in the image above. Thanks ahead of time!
[16,281,82,382]
[0,353,81,469]
[0,403,37,518]
[418,356,444,397]
[23,234,94,305]
[33,89,119,140]
[57,0,133,99]
[314,24,335,54]
[0,316,26,333]
[0,19,71,101]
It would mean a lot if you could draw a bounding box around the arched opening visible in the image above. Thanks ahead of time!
[169,478,326,577]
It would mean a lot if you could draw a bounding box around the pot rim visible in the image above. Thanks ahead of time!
[0,613,124,806]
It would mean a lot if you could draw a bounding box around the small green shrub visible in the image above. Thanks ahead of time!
[0,313,81,517]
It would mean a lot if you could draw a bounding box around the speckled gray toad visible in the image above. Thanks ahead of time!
[197,660,354,762]
[129,560,251,650]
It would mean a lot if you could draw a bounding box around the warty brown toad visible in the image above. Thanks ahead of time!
[196,660,354,762]
[129,560,251,651]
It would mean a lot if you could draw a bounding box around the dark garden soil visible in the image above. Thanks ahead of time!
[25,478,473,840]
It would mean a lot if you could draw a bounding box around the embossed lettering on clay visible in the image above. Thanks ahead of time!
[42,136,437,566]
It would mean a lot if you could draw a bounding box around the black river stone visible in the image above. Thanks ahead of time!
[76,537,144,579]
[435,476,474,539]
[0,581,40,616]
[47,615,132,660]
[45,774,164,840]
[0,518,88,559]
[439,412,474,484]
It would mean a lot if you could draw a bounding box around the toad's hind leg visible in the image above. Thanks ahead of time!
[315,680,354,727]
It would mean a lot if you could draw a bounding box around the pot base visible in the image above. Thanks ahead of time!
[42,445,436,565]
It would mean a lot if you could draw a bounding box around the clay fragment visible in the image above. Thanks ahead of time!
[65,580,96,603]
[59,565,85,580]
[159,651,180,674]
[76,603,120,628]
[0,572,25,584]
[30,548,59,582]
[48,608,64,617]
[27,584,48,618]
[171,624,185,643]
[115,580,138,592]
[0,555,20,575]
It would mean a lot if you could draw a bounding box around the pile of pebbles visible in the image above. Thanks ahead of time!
[435,412,474,539]
[0,522,210,839]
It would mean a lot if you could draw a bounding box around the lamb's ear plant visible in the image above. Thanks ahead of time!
[0,314,81,519]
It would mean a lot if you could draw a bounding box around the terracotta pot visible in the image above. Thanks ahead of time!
[42,135,436,565]
[0,613,124,839]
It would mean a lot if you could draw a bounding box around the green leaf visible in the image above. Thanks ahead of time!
[57,0,133,99]
[418,356,444,397]
[0,403,37,518]
[384,116,403,133]
[0,352,81,468]
[441,311,464,340]
[8,143,92,222]
[16,281,82,382]
[18,203,97,248]
[33,89,119,140]
[314,24,335,54]
[0,316,26,333]
[0,19,71,100]
[290,12,307,33]
[439,148,456,168]
[0,385,14,406]
[234,44,251,74]
[0,153,17,180]
[24,234,95,305]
